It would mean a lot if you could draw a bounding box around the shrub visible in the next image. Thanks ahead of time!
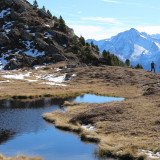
[135,64,143,69]
[125,59,130,66]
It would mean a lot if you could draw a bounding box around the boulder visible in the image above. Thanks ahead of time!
[52,54,66,62]
[67,63,77,68]
[35,38,49,50]
[47,44,62,55]
[9,28,21,38]
[0,33,10,46]
[4,0,13,6]
[47,28,71,44]
[35,32,43,38]
[4,60,22,70]
[20,29,33,41]
[10,10,19,20]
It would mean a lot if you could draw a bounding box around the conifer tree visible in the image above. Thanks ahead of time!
[33,0,38,8]
[47,10,52,17]
[135,64,143,69]
[91,41,94,48]
[102,50,111,65]
[59,16,67,32]
[42,6,46,12]
[125,59,130,66]
[79,36,85,46]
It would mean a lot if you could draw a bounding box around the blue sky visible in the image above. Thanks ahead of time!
[28,0,160,40]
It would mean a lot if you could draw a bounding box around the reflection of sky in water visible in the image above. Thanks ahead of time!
[0,127,97,160]
[73,94,124,103]
[0,95,121,160]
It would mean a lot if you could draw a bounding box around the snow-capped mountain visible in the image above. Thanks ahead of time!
[87,28,160,71]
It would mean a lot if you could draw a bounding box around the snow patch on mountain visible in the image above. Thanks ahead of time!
[87,28,160,71]
[0,54,9,70]
[0,8,11,18]
[24,41,45,57]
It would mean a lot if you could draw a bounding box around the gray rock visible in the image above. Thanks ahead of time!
[13,0,31,10]
[18,5,25,13]
[35,38,49,50]
[68,28,75,37]
[9,28,21,38]
[4,60,22,70]
[47,28,72,44]
[47,44,62,55]
[20,29,33,41]
[52,54,66,62]
[10,11,19,20]
[67,63,77,68]
[0,33,10,46]
[35,32,44,39]
[4,0,13,6]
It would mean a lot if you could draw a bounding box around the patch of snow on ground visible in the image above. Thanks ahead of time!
[41,82,67,86]
[25,49,45,57]
[2,72,31,80]
[45,24,50,27]
[82,124,96,131]
[0,80,10,83]
[40,74,67,86]
[142,150,160,159]
[25,79,38,82]
[0,54,9,70]
[3,21,13,29]
[33,65,45,70]
[23,41,45,57]
[44,32,53,38]
[41,74,66,83]
[0,9,11,18]
[68,74,76,80]
[55,68,62,72]
[26,30,31,33]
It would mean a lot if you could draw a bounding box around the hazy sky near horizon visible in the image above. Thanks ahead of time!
[28,0,160,40]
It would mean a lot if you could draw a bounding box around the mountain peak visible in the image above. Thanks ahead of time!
[126,28,139,35]
[87,28,160,71]
[129,28,138,32]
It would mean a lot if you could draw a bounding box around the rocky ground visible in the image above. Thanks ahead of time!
[0,63,160,159]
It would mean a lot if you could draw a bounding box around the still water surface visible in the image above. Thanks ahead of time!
[0,94,122,160]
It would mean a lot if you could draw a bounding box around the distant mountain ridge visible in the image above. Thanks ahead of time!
[87,28,160,71]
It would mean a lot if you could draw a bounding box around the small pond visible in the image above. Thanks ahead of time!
[73,94,124,103]
[0,94,123,160]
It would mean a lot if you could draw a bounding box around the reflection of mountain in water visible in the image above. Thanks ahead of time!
[0,98,70,109]
[0,130,16,144]
[0,98,73,144]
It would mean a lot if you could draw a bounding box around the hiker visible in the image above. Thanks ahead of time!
[151,61,156,72]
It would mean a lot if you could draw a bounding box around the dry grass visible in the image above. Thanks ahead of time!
[43,96,160,160]
[1,63,160,159]
[0,154,43,160]
[0,63,143,100]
